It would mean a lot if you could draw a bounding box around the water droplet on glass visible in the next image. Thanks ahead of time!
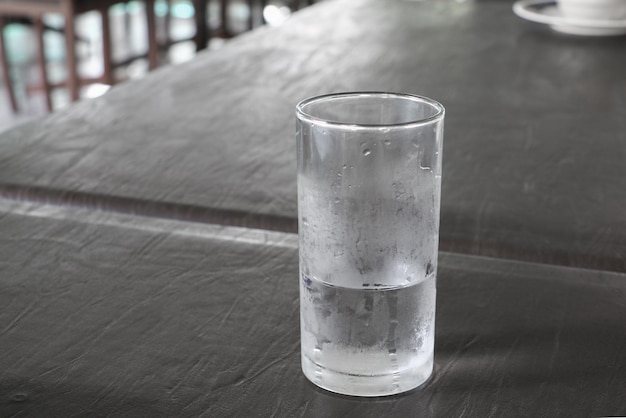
[302,275,312,287]
[348,184,353,188]
[334,198,341,204]
[333,250,344,258]
[363,149,372,156]
[384,139,391,146]
[425,261,434,276]
[342,164,347,170]
[337,172,342,177]
[350,165,354,169]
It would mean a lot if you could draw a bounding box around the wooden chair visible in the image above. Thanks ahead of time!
[0,0,158,112]
[190,0,260,51]
[175,0,315,53]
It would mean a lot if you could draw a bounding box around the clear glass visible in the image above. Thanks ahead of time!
[296,92,444,397]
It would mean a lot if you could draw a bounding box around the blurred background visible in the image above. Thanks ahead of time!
[0,0,311,132]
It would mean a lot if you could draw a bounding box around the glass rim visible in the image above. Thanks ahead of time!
[295,91,445,129]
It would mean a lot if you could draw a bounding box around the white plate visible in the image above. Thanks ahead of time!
[513,0,626,36]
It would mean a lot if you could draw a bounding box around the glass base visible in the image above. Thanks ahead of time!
[301,353,433,397]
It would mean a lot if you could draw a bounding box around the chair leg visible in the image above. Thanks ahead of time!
[193,0,208,51]
[260,0,267,24]
[164,0,172,45]
[145,0,158,69]
[100,5,114,85]
[62,2,80,102]
[220,0,228,36]
[247,0,254,30]
[0,18,18,113]
[34,17,53,112]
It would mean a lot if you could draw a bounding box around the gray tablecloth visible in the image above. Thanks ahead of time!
[1,199,625,416]
[1,0,625,270]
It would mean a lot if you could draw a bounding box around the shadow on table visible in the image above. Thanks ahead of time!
[294,265,626,417]
[297,310,626,417]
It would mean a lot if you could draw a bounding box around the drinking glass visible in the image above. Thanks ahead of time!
[296,92,445,397]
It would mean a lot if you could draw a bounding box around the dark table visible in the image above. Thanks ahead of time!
[0,0,624,271]
[1,0,626,415]
[1,200,625,417]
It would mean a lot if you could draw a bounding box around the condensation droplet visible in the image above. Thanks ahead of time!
[334,198,341,204]
[302,275,312,286]
[342,164,347,170]
[363,149,372,156]
[426,261,434,276]
[384,139,391,146]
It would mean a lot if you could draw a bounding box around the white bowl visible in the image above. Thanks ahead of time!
[559,0,626,20]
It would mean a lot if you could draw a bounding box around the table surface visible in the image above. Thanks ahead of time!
[1,0,624,271]
[2,0,626,415]
[1,199,625,417]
